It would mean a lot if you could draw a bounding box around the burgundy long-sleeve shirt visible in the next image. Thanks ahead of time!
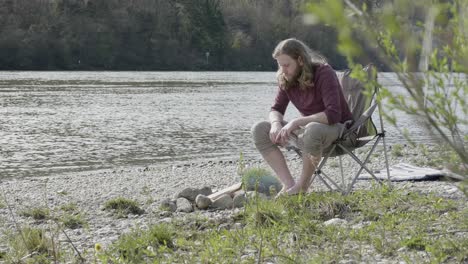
[271,64,353,125]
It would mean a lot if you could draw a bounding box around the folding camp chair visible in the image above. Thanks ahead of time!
[290,64,391,194]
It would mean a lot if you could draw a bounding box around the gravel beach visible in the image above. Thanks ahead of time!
[0,146,466,261]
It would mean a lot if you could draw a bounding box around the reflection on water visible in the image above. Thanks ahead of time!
[0,71,462,179]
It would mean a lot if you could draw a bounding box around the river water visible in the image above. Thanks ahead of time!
[0,71,461,179]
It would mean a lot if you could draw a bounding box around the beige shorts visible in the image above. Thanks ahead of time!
[251,120,348,157]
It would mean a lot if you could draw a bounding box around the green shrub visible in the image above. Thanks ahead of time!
[246,199,285,227]
[403,236,426,251]
[103,224,175,263]
[60,203,78,213]
[3,227,55,263]
[60,214,87,229]
[20,207,50,220]
[104,197,144,217]
[391,144,404,157]
[241,167,282,195]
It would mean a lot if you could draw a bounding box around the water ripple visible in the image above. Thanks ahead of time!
[0,71,463,179]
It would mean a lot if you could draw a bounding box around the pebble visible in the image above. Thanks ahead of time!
[352,221,371,229]
[176,198,193,213]
[217,223,231,232]
[159,211,172,217]
[233,192,247,208]
[324,218,348,226]
[233,223,243,230]
[157,217,173,224]
[195,194,212,210]
[397,246,408,252]
[212,194,233,210]
[160,199,177,212]
[246,191,268,201]
[177,187,213,202]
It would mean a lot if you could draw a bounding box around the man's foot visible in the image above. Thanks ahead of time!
[285,184,308,195]
[275,184,294,199]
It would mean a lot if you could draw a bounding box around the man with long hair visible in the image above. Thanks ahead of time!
[252,38,353,196]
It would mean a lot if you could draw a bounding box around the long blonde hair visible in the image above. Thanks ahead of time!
[272,38,327,90]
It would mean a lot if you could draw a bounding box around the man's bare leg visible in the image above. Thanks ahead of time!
[286,152,321,195]
[261,148,295,193]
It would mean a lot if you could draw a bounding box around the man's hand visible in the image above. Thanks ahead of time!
[269,121,283,144]
[276,119,298,145]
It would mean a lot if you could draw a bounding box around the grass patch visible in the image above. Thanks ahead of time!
[97,186,467,263]
[59,202,78,213]
[95,224,175,263]
[20,207,50,220]
[2,227,56,263]
[141,185,155,205]
[59,214,87,229]
[57,190,68,196]
[391,144,404,157]
[328,159,339,168]
[104,197,144,218]
[402,236,426,250]
[410,144,465,173]
[417,144,430,156]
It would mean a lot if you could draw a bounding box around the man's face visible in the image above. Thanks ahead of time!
[276,54,302,82]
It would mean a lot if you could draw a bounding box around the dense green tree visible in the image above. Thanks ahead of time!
[0,0,346,70]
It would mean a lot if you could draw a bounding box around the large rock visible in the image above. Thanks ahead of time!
[159,198,177,212]
[195,194,212,210]
[177,186,213,202]
[199,186,213,196]
[212,194,233,210]
[176,197,193,213]
[233,191,247,208]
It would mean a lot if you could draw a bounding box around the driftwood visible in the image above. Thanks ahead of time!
[442,169,465,181]
[207,182,242,201]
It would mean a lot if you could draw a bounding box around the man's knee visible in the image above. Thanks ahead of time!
[302,122,328,156]
[304,122,326,145]
[303,122,324,140]
[251,121,270,140]
[251,121,276,153]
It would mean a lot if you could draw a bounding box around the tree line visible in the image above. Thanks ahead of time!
[0,0,369,70]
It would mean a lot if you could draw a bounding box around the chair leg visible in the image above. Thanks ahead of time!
[339,155,345,190]
[314,144,344,192]
[377,97,392,189]
[337,140,383,194]
[381,134,392,189]
[315,172,334,191]
[313,156,335,191]
[320,171,344,192]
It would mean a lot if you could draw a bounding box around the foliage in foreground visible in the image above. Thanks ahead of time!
[93,186,467,263]
[306,0,467,178]
[1,185,466,263]
[2,227,56,263]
